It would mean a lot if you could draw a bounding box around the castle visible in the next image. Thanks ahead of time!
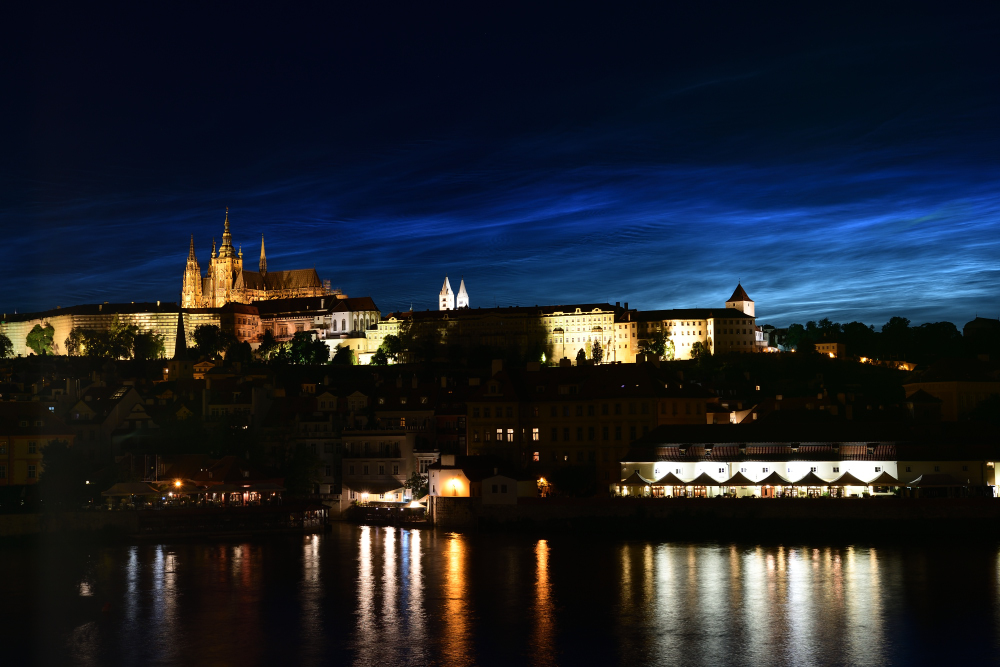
[181,210,327,308]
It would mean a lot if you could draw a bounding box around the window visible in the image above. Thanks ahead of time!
[576,427,583,441]
[363,465,369,475]
[506,407,513,418]
[741,468,747,473]
[962,465,969,471]
[615,403,621,415]
[833,467,839,473]
[501,484,508,493]
[602,404,609,416]
[588,426,595,441]
[719,468,725,474]
[533,451,539,462]
[628,403,636,415]
[588,405,595,417]
[484,407,491,418]
[934,466,940,472]
[676,469,681,474]
[905,466,911,472]
[810,467,817,473]
[497,428,503,441]
[473,430,480,442]
[492,484,498,493]
[875,467,881,473]
[763,468,769,473]
[27,442,37,454]
[615,426,622,441]
[506,429,514,442]
[629,426,636,440]
[551,427,558,441]
[602,426,609,440]
[562,406,570,417]
[576,405,583,417]
[563,427,570,441]
[27,465,36,479]
[550,406,557,417]
[473,407,480,418]
[533,407,539,417]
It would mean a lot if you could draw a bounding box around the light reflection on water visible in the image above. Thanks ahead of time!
[10,526,1000,665]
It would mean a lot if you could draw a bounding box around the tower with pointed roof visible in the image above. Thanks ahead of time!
[456,277,469,309]
[726,282,755,318]
[181,235,203,308]
[259,234,267,276]
[439,277,455,310]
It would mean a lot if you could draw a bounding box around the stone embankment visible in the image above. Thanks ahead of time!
[430,496,1000,539]
[0,505,327,539]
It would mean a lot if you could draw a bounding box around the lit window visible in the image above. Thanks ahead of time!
[532,428,539,441]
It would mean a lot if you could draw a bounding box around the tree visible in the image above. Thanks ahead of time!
[105,315,139,359]
[193,324,228,359]
[26,323,55,355]
[691,341,711,362]
[331,345,355,365]
[639,330,668,359]
[0,333,12,359]
[65,328,89,356]
[225,340,254,365]
[881,317,912,360]
[289,331,330,365]
[576,348,587,365]
[592,340,604,364]
[403,471,428,498]
[379,334,403,363]
[664,339,676,361]
[370,348,389,366]
[133,330,166,361]
[257,330,280,361]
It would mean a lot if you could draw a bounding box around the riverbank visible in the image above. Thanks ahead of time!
[430,496,1000,540]
[0,503,329,539]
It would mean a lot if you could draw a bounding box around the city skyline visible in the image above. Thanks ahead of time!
[3,4,999,327]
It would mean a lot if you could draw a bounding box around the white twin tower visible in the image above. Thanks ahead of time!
[439,276,469,311]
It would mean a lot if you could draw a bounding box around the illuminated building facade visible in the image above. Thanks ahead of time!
[619,423,998,497]
[634,283,758,360]
[181,210,328,308]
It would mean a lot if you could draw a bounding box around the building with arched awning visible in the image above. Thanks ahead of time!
[618,422,1000,499]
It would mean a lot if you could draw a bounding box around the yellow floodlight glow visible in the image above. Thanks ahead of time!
[174,480,182,488]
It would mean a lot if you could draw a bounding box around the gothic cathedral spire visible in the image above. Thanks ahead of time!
[259,234,267,276]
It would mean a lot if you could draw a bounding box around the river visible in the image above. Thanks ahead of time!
[4,524,1000,665]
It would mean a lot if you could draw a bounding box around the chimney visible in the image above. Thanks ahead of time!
[624,302,628,311]
[616,301,620,308]
[491,359,503,376]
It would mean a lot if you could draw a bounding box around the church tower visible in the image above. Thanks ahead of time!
[456,277,469,309]
[726,282,755,317]
[259,234,267,276]
[439,277,455,310]
[210,208,238,307]
[181,235,203,308]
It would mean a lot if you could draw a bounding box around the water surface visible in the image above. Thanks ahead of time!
[5,525,1000,665]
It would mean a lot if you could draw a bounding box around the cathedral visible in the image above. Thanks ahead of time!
[181,210,327,308]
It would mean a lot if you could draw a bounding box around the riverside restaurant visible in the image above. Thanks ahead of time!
[618,422,1000,499]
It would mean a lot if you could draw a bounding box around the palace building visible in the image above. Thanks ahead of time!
[181,209,328,308]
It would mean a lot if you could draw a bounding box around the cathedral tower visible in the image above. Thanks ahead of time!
[439,276,455,310]
[456,277,469,309]
[259,234,267,276]
[181,235,203,308]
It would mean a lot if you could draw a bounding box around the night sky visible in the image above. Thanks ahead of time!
[3,3,999,327]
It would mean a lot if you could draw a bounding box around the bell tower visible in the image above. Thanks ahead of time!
[439,277,455,310]
[456,277,469,309]
[726,282,755,317]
